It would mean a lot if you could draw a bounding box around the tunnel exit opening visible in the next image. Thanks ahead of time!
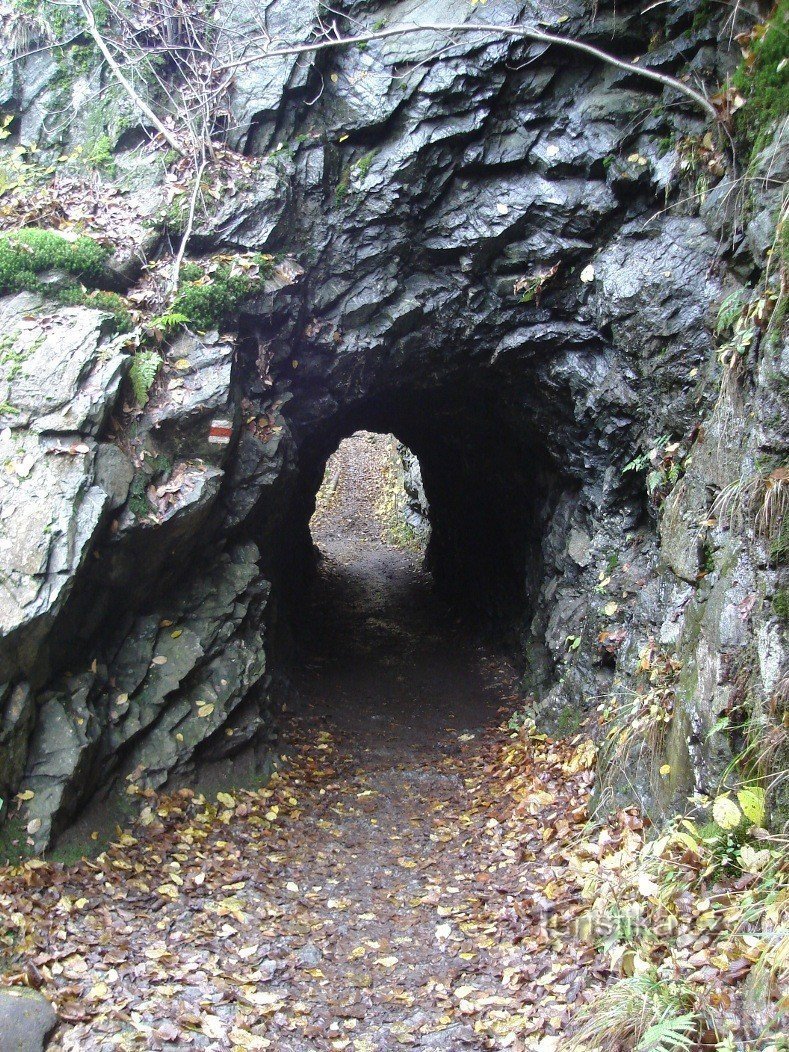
[309,431,430,560]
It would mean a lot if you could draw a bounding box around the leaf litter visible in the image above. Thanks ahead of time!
[0,711,605,1050]
[1,432,784,1050]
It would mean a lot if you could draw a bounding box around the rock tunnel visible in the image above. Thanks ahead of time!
[4,0,784,855]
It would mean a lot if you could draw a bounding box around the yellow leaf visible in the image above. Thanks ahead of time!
[712,794,742,830]
[375,956,398,968]
[174,358,190,370]
[217,792,235,808]
[659,764,671,776]
[736,786,765,826]
[637,873,660,897]
[197,703,215,718]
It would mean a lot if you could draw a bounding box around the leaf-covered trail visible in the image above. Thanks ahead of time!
[0,436,605,1049]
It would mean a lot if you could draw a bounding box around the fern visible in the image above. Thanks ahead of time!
[129,349,161,406]
[148,311,189,336]
[637,1014,697,1052]
[569,972,701,1052]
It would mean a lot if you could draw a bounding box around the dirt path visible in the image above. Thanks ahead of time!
[0,433,603,1050]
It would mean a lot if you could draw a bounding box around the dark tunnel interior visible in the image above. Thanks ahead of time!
[267,378,569,655]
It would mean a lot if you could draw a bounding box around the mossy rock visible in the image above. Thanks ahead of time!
[0,229,109,296]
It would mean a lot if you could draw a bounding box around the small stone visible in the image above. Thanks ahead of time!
[0,988,57,1052]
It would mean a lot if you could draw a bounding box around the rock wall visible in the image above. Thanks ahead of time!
[0,0,785,846]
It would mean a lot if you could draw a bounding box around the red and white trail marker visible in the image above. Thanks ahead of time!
[208,419,233,445]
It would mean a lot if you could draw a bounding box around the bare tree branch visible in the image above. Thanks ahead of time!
[215,20,717,121]
[76,0,189,156]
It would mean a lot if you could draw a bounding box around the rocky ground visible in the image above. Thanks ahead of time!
[0,434,783,1052]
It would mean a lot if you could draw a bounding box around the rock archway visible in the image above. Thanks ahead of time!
[4,0,782,854]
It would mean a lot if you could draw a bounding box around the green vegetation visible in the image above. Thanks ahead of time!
[700,540,716,576]
[334,152,378,204]
[128,453,172,518]
[56,286,133,332]
[0,228,109,294]
[571,971,701,1052]
[773,587,789,621]
[356,151,377,179]
[335,171,350,204]
[171,255,274,331]
[771,521,789,564]
[129,348,161,406]
[732,0,789,153]
[158,197,189,235]
[0,814,30,866]
[691,0,712,32]
[83,133,117,175]
[623,435,686,503]
[556,704,583,735]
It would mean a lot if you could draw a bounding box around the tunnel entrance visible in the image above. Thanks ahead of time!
[288,430,504,757]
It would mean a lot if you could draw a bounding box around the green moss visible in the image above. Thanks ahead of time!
[556,705,584,735]
[335,172,350,204]
[0,814,32,866]
[355,151,377,179]
[179,261,203,282]
[773,589,789,622]
[83,133,117,175]
[56,286,133,332]
[732,0,789,151]
[700,541,716,576]
[657,136,674,157]
[691,0,712,32]
[0,229,109,295]
[127,473,151,518]
[171,256,274,332]
[127,454,172,518]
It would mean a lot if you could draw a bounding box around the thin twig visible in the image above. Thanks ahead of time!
[215,20,717,120]
[169,158,207,294]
